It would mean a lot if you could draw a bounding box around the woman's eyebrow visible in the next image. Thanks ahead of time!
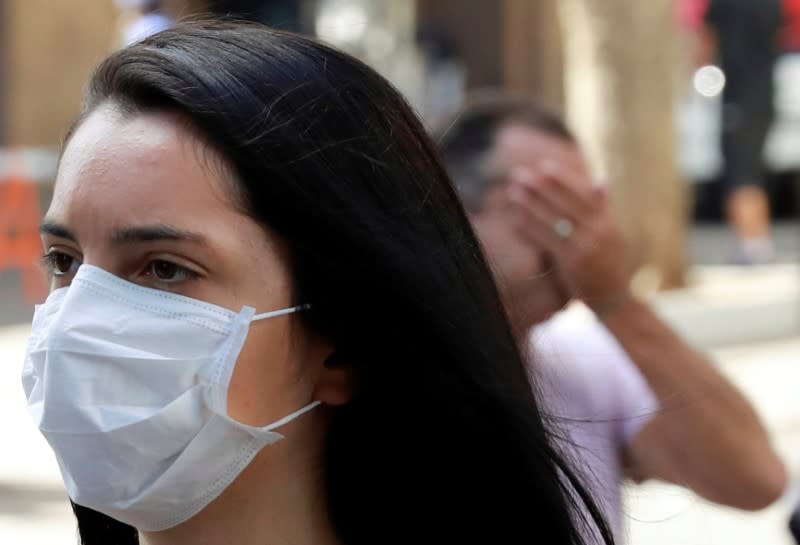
[39,221,77,241]
[39,221,208,246]
[109,224,208,245]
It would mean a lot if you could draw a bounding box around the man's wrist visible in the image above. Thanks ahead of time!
[588,289,634,322]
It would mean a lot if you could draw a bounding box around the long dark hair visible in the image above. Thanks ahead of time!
[67,21,613,545]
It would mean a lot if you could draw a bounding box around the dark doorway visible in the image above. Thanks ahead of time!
[207,0,305,32]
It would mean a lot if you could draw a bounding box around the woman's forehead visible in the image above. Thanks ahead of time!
[53,105,236,225]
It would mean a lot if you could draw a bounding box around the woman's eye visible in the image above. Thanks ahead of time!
[145,260,197,283]
[42,251,80,277]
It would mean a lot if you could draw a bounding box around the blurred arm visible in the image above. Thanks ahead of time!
[601,297,788,510]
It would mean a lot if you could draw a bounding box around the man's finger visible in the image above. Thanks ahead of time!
[539,160,597,211]
[508,186,573,255]
[509,165,594,222]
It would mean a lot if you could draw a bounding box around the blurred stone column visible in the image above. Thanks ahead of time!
[0,1,8,145]
[4,0,117,147]
[559,0,688,290]
[165,0,207,16]
[503,0,564,110]
[416,0,503,91]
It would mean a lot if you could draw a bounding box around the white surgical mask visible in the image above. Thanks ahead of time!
[22,264,318,531]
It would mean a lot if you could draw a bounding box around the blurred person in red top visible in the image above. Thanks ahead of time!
[676,0,709,30]
[781,0,800,51]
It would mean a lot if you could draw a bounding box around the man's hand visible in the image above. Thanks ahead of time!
[470,195,571,332]
[504,162,630,312]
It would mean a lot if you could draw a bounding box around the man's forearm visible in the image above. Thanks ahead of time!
[598,297,787,508]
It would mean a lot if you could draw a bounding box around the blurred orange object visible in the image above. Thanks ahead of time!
[0,159,47,302]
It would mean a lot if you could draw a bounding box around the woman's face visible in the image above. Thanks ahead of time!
[43,102,340,426]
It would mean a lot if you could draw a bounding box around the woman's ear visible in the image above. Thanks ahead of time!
[312,350,357,406]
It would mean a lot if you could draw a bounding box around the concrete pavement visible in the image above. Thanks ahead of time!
[625,336,800,545]
[651,264,800,350]
[554,262,800,351]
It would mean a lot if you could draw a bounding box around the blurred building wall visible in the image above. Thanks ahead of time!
[416,0,503,90]
[4,0,118,147]
[503,0,563,109]
[416,0,563,108]
[0,1,8,145]
[0,0,562,145]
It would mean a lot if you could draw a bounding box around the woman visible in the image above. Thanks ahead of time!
[22,22,612,545]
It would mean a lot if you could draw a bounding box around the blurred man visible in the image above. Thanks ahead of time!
[695,0,782,264]
[436,92,787,542]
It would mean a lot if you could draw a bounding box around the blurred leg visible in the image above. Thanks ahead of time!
[721,105,774,263]
[726,184,771,239]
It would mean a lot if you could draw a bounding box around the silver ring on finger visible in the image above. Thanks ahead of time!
[553,217,574,240]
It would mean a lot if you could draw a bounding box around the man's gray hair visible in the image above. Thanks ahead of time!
[433,90,575,213]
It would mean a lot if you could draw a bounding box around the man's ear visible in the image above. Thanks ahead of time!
[312,350,357,406]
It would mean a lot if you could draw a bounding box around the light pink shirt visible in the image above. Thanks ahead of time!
[529,314,658,543]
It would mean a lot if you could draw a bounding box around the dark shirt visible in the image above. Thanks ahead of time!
[705,0,782,108]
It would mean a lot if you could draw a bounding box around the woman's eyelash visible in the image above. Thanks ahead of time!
[40,252,67,272]
[40,253,55,268]
[38,253,200,284]
[145,260,200,282]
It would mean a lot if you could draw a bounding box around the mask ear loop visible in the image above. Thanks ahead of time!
[261,400,322,432]
[252,304,311,321]
[248,303,319,427]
